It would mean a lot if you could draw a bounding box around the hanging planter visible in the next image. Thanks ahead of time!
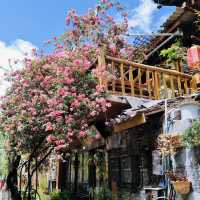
[172,180,191,195]
[160,41,187,72]
[165,171,191,195]
[187,45,200,70]
[157,133,182,155]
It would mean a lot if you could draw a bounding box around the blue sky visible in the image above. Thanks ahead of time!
[0,0,175,49]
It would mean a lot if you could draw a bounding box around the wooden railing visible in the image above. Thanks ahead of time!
[98,54,196,100]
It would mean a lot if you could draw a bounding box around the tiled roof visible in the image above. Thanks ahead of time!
[109,94,198,125]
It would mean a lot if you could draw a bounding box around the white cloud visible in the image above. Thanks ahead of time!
[128,0,157,33]
[0,39,37,96]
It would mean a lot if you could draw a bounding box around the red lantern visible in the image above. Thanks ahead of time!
[187,46,200,70]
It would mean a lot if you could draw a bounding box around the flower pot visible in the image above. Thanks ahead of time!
[172,180,191,195]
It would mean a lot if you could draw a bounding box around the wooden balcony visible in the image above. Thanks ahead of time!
[98,54,196,100]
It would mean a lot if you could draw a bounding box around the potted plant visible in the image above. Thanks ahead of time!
[165,171,191,195]
[160,41,187,72]
[181,119,200,147]
[181,120,200,164]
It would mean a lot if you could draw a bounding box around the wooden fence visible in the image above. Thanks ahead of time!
[98,54,196,100]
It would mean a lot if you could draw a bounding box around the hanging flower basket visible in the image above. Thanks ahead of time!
[157,133,182,155]
[170,133,182,149]
[165,171,191,195]
[172,180,191,195]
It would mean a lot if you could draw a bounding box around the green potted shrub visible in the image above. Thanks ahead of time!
[181,119,200,164]
[181,119,200,147]
[160,41,187,71]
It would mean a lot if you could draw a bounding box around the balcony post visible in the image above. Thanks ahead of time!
[97,49,106,85]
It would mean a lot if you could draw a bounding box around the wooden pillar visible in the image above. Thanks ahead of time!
[177,60,184,73]
[81,153,84,184]
[97,49,106,87]
[88,151,96,189]
[56,160,61,190]
[56,157,69,192]
[60,160,68,192]
[131,154,140,193]
[98,151,104,187]
[118,153,122,189]
[73,153,79,196]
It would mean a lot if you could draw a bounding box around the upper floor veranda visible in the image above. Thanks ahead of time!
[97,53,197,100]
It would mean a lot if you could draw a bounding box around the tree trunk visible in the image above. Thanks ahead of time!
[6,152,21,200]
[27,159,32,200]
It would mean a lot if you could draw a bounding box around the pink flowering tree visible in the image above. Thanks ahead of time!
[0,52,111,199]
[0,0,134,199]
[0,0,133,159]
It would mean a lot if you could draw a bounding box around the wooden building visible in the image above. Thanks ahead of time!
[54,2,200,199]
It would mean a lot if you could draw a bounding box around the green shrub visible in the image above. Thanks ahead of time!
[182,120,200,147]
[89,187,113,200]
[50,191,73,200]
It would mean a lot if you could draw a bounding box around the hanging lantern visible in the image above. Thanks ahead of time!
[187,46,200,70]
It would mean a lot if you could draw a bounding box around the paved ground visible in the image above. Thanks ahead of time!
[119,191,146,200]
[0,190,11,200]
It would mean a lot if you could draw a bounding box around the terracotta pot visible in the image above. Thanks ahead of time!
[172,180,191,195]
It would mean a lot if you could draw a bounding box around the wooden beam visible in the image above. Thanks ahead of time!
[114,113,146,133]
[145,31,182,59]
